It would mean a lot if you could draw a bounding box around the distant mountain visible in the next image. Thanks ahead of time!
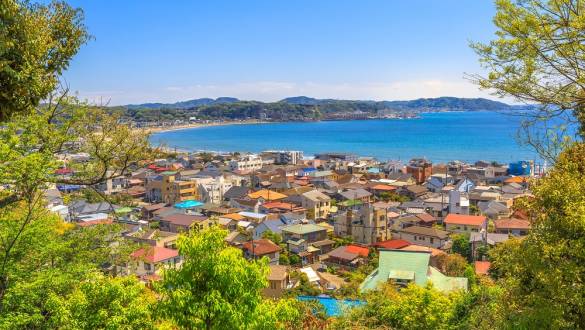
[126,97,239,110]
[279,96,514,111]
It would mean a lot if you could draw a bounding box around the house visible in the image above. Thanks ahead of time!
[393,226,449,249]
[406,159,433,184]
[360,250,467,292]
[218,213,244,231]
[444,214,487,234]
[159,213,209,233]
[338,188,372,203]
[402,185,428,199]
[242,239,281,265]
[325,244,369,269]
[125,229,178,249]
[334,204,389,245]
[141,203,167,220]
[494,218,531,236]
[300,190,331,220]
[426,174,454,192]
[223,186,252,201]
[129,246,182,277]
[478,201,510,219]
[373,239,412,250]
[281,224,334,264]
[263,265,290,298]
[248,189,287,201]
[454,177,476,193]
[470,232,510,260]
[448,190,470,215]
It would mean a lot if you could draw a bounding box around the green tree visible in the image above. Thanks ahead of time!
[45,275,155,329]
[451,234,472,261]
[333,283,462,330]
[470,0,584,160]
[435,253,469,277]
[487,143,585,328]
[0,0,90,120]
[156,226,270,329]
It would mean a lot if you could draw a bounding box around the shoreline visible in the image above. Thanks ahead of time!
[136,119,270,134]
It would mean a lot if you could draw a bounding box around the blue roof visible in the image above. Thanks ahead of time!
[174,200,204,209]
[302,167,317,172]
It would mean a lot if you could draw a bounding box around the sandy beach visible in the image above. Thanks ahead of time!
[135,119,269,134]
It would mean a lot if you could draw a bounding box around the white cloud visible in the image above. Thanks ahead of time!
[75,79,511,105]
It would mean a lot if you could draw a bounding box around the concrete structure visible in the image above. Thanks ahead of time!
[406,158,433,184]
[334,204,389,245]
[229,155,263,172]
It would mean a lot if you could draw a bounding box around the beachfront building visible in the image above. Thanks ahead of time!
[261,150,304,165]
[229,155,263,172]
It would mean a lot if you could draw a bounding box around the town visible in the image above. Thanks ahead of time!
[48,148,534,314]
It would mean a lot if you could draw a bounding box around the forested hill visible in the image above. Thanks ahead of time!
[117,96,531,122]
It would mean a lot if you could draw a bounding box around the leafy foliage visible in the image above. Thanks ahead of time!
[0,0,89,120]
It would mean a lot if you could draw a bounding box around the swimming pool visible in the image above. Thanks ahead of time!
[297,296,364,317]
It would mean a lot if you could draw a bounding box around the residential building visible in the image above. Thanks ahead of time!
[444,214,488,234]
[128,246,182,277]
[393,226,449,249]
[494,218,531,236]
[281,224,334,264]
[334,204,389,245]
[300,189,331,220]
[263,265,290,298]
[197,175,233,204]
[406,158,433,184]
[360,250,467,292]
[448,190,470,215]
[229,155,263,172]
[325,244,369,269]
[242,239,282,265]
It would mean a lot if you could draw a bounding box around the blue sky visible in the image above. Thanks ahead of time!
[62,1,500,105]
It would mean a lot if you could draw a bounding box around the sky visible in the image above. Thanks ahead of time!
[62,1,502,105]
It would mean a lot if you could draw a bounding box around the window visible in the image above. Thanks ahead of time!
[144,263,152,271]
[430,238,434,244]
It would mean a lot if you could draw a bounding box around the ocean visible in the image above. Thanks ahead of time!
[149,111,541,163]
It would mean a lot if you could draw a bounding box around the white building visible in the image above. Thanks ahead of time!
[229,155,263,172]
[262,150,303,165]
[448,190,470,215]
[197,176,234,204]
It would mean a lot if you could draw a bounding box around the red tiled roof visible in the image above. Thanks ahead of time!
[242,239,281,256]
[444,214,487,226]
[345,244,369,257]
[131,246,179,263]
[371,184,397,191]
[374,239,411,250]
[474,261,491,275]
[416,213,436,223]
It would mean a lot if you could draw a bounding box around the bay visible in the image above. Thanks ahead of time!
[150,111,540,163]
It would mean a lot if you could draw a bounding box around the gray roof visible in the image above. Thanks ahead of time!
[223,186,250,200]
[339,188,372,200]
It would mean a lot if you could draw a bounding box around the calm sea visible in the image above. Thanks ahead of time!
[150,111,541,163]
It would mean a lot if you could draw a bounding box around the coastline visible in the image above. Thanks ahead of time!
[136,119,270,134]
